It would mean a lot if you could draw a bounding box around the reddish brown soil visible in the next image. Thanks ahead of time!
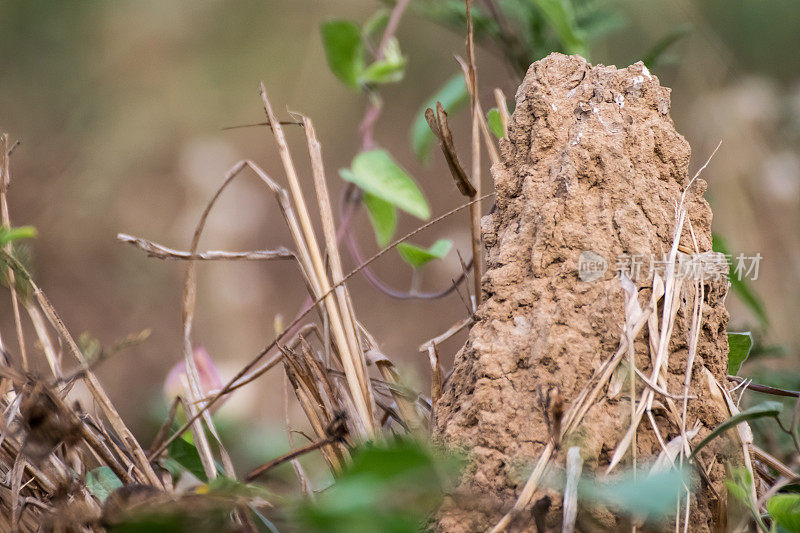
[435,53,733,532]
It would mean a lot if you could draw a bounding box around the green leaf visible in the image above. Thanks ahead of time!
[85,466,123,503]
[725,468,757,514]
[533,0,587,57]
[410,74,469,162]
[578,468,687,518]
[577,4,626,42]
[0,225,37,247]
[768,494,800,532]
[412,0,497,37]
[168,434,209,482]
[733,277,769,328]
[728,332,753,375]
[642,25,690,70]
[360,38,406,85]
[691,401,783,459]
[713,234,769,329]
[363,192,397,247]
[340,149,430,220]
[320,20,365,89]
[487,108,504,139]
[726,467,770,532]
[724,474,750,508]
[293,438,462,533]
[397,239,453,268]
[360,60,405,85]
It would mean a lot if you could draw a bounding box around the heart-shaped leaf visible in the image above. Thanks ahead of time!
[321,20,365,89]
[487,108,504,139]
[363,192,397,247]
[727,332,753,375]
[397,239,452,268]
[340,149,429,220]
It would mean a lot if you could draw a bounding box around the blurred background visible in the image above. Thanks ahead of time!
[1,0,799,469]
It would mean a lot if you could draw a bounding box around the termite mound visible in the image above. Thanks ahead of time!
[435,53,734,532]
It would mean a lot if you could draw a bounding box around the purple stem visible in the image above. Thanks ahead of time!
[340,185,472,300]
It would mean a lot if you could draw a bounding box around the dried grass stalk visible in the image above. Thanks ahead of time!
[261,87,375,438]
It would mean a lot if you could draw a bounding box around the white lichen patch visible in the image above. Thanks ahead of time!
[592,106,614,132]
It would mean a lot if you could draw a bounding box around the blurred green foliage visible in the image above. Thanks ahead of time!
[292,438,462,533]
[698,0,800,83]
[321,20,369,89]
[768,493,800,532]
[713,234,769,330]
[726,467,769,532]
[0,0,105,130]
[641,24,690,70]
[410,0,624,73]
[576,467,688,520]
[321,18,407,89]
[86,466,124,504]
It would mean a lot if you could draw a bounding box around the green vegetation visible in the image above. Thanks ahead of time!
[0,0,798,531]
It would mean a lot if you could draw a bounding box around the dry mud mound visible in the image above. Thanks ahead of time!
[436,54,734,532]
